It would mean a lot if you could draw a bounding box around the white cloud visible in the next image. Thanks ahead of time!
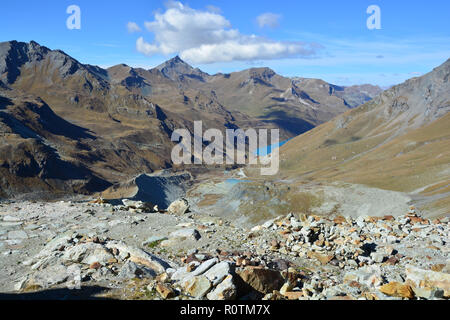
[127,22,141,33]
[180,40,319,64]
[134,1,320,64]
[257,13,282,29]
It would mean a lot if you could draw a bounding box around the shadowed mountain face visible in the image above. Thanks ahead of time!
[0,94,112,198]
[0,40,381,198]
[280,58,450,215]
[161,65,382,137]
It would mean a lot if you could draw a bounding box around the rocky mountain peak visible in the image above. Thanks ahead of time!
[155,55,208,81]
[156,55,192,71]
[246,67,276,80]
[0,40,110,89]
[168,55,184,64]
[371,57,450,125]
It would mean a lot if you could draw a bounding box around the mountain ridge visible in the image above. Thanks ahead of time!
[278,57,450,216]
[0,40,383,198]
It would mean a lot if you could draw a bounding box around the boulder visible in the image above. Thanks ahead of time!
[63,243,114,266]
[2,215,22,222]
[343,266,383,288]
[412,287,445,299]
[237,267,284,294]
[171,263,200,282]
[37,234,72,257]
[405,265,450,297]
[283,291,304,300]
[191,258,218,276]
[207,275,237,300]
[167,198,190,215]
[122,199,154,212]
[7,230,28,240]
[117,261,156,279]
[370,252,386,263]
[23,264,74,289]
[106,241,170,273]
[183,276,212,299]
[156,282,176,299]
[204,261,231,286]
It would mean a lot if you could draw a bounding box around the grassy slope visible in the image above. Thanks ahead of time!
[278,86,450,215]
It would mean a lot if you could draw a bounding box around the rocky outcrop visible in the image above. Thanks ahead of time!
[15,234,171,291]
[1,199,448,300]
[167,198,190,215]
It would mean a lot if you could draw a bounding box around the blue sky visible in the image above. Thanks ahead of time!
[1,0,449,86]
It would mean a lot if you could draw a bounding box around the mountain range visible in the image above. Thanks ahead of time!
[0,40,382,198]
[279,58,450,215]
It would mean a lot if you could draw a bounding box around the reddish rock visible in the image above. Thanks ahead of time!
[237,267,284,294]
[283,291,304,300]
[156,283,176,299]
[431,264,445,272]
[410,216,429,224]
[307,251,334,265]
[333,216,346,225]
[348,281,362,288]
[379,282,415,299]
[385,256,399,266]
[89,262,102,270]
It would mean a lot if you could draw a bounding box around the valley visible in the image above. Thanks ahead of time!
[0,40,448,301]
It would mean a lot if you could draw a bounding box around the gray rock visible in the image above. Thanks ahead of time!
[204,261,231,286]
[183,275,212,299]
[262,219,275,229]
[2,215,22,222]
[26,264,72,289]
[118,261,156,279]
[171,263,198,282]
[0,222,23,227]
[371,252,386,263]
[343,265,383,288]
[405,265,450,294]
[194,254,206,261]
[31,254,60,271]
[36,234,72,258]
[106,240,170,273]
[207,275,237,300]
[167,198,190,215]
[14,277,29,291]
[192,258,218,276]
[7,230,28,239]
[169,228,201,241]
[122,199,154,212]
[63,242,114,265]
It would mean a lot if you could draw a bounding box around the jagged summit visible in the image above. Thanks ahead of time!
[156,55,188,68]
[0,40,108,85]
[155,55,209,81]
[0,40,394,198]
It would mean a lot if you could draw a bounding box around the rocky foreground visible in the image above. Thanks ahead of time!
[0,198,448,300]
